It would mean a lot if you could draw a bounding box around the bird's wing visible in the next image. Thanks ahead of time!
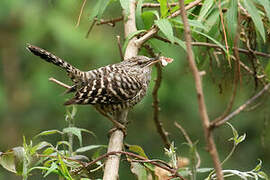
[64,72,142,105]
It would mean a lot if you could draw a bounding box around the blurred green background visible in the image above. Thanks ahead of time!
[0,0,270,179]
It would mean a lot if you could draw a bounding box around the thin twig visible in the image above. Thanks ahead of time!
[153,36,270,58]
[213,13,241,123]
[116,35,124,61]
[141,2,178,8]
[96,16,124,26]
[179,0,224,179]
[37,154,85,166]
[75,0,87,28]
[143,44,171,148]
[86,19,97,38]
[218,0,230,65]
[174,122,201,168]
[49,77,71,89]
[211,83,270,127]
[76,151,185,180]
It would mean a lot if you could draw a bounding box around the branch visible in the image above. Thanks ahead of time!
[96,16,124,26]
[174,122,201,168]
[49,77,71,89]
[178,0,224,179]
[75,0,87,28]
[103,1,139,180]
[116,35,124,61]
[211,83,270,128]
[154,36,270,58]
[77,151,185,180]
[143,44,171,149]
[141,2,178,8]
[135,0,202,47]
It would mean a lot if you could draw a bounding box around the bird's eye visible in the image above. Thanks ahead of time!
[137,60,144,65]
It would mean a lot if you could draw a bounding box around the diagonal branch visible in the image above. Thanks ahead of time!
[135,0,202,47]
[178,0,224,179]
[211,83,270,128]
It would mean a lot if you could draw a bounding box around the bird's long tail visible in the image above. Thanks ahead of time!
[26,44,84,83]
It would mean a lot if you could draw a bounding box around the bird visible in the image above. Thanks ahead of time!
[26,44,168,130]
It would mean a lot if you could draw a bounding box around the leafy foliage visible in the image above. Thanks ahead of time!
[1,0,270,179]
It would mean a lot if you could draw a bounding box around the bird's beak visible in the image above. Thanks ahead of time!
[146,57,161,67]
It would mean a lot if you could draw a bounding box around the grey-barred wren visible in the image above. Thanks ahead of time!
[27,44,172,128]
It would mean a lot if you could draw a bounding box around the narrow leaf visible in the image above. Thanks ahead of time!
[142,10,159,29]
[160,0,168,18]
[130,162,148,180]
[243,0,266,42]
[120,0,130,15]
[123,30,146,52]
[198,0,214,21]
[44,162,58,177]
[257,0,270,22]
[135,0,144,29]
[174,37,186,51]
[127,145,148,159]
[35,130,63,138]
[63,127,82,147]
[76,145,107,153]
[226,0,238,45]
[155,19,174,43]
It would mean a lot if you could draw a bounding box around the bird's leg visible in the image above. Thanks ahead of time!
[95,108,127,135]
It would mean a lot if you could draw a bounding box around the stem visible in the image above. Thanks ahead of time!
[178,0,224,179]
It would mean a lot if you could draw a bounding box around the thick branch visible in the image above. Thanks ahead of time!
[103,1,139,180]
[179,0,224,179]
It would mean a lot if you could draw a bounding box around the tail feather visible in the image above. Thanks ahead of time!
[27,44,83,83]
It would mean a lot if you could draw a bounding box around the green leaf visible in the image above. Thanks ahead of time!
[235,133,246,145]
[197,168,213,173]
[127,145,148,159]
[28,166,61,176]
[226,0,238,45]
[76,145,107,153]
[44,162,58,177]
[123,29,146,52]
[174,37,186,51]
[243,0,266,42]
[253,159,262,172]
[155,19,174,43]
[265,61,270,78]
[89,0,111,22]
[58,154,73,180]
[63,127,83,147]
[31,141,52,155]
[160,0,168,18]
[258,171,269,180]
[193,29,226,53]
[130,162,148,180]
[198,0,214,21]
[56,141,72,150]
[171,18,207,31]
[120,0,130,15]
[257,0,270,22]
[0,147,25,175]
[35,129,63,138]
[135,0,144,29]
[142,10,159,29]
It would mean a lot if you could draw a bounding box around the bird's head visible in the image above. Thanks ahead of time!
[125,56,173,69]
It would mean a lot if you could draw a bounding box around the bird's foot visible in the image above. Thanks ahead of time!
[108,120,127,137]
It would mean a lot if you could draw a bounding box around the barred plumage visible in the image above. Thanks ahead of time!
[27,44,162,120]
